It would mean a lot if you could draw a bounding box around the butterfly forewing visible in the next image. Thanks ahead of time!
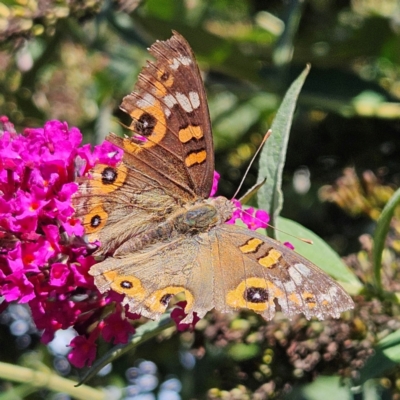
[119,32,214,199]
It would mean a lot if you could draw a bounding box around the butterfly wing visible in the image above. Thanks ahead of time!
[89,235,216,320]
[73,32,214,254]
[116,31,214,198]
[211,224,354,321]
[89,224,354,322]
[73,162,180,255]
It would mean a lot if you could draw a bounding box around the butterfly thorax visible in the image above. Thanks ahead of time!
[174,196,234,233]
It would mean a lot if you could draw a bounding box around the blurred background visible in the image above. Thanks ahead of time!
[2,0,400,399]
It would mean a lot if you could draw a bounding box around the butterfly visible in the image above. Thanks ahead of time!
[73,31,354,324]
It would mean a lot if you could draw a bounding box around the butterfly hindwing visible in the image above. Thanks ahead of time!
[88,236,215,321]
[212,225,354,320]
[89,223,353,322]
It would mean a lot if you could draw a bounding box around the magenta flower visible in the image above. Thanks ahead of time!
[67,334,98,368]
[171,301,200,332]
[0,117,115,359]
[102,308,136,344]
[210,171,220,196]
[241,207,270,230]
[284,242,295,250]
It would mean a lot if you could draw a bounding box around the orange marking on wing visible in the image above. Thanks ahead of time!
[178,125,203,143]
[109,274,146,301]
[153,72,174,97]
[240,238,263,254]
[124,102,167,153]
[226,277,284,313]
[288,292,301,305]
[258,249,282,268]
[83,203,108,236]
[145,286,194,314]
[185,150,207,166]
[89,164,128,194]
[104,271,117,281]
[302,291,316,309]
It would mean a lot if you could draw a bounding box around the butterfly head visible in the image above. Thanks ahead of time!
[207,196,235,223]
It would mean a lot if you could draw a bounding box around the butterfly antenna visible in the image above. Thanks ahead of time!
[268,221,314,244]
[231,130,272,201]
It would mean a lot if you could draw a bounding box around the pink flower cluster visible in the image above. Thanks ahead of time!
[0,118,271,368]
[0,117,137,367]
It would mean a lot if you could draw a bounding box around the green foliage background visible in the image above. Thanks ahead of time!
[2,0,400,399]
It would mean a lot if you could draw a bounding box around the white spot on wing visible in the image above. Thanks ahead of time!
[170,56,192,70]
[295,263,311,276]
[328,286,338,297]
[288,267,303,285]
[283,281,296,292]
[164,107,171,118]
[189,91,200,109]
[176,92,193,113]
[179,56,192,66]
[136,93,155,108]
[320,293,331,302]
[163,94,178,108]
[170,58,180,70]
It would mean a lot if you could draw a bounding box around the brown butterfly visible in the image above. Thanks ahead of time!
[73,32,354,324]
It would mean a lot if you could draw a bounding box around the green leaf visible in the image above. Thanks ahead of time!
[285,376,351,400]
[359,329,400,383]
[276,217,362,291]
[286,376,388,400]
[257,65,310,238]
[77,312,174,386]
[372,187,400,290]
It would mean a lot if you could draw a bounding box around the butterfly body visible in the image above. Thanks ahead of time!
[111,196,233,256]
[73,32,354,324]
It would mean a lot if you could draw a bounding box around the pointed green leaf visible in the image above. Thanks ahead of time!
[257,65,310,238]
[373,187,400,290]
